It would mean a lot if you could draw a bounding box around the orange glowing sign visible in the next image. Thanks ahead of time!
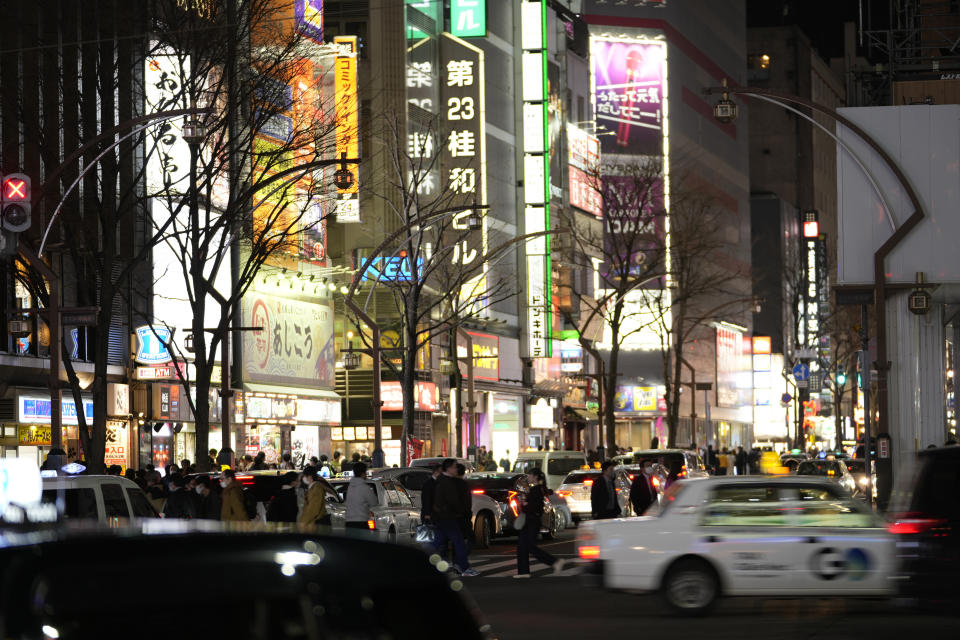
[752,336,771,355]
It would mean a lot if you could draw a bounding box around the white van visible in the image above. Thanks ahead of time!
[41,475,159,521]
[512,450,588,489]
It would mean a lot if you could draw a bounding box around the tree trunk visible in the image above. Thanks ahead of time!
[452,327,463,458]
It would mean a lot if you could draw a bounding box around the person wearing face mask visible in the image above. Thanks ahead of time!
[220,469,248,521]
[267,472,301,523]
[629,461,657,516]
[298,467,331,527]
[193,476,221,519]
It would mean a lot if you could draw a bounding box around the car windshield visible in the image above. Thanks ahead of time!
[797,461,843,476]
[512,459,539,473]
[465,476,518,491]
[547,458,585,476]
[561,472,599,484]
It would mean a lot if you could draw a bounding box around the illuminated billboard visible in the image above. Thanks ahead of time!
[334,36,360,223]
[295,0,323,43]
[591,38,666,156]
[567,123,602,217]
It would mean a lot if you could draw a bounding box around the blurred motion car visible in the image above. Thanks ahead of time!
[374,466,504,547]
[795,458,857,494]
[889,445,960,608]
[779,452,809,472]
[328,478,420,542]
[41,475,158,521]
[576,476,894,614]
[410,457,476,473]
[555,468,633,522]
[0,524,491,639]
[843,458,876,495]
[465,472,564,539]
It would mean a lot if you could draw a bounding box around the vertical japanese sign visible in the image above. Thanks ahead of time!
[591,38,666,156]
[567,123,602,217]
[451,0,486,38]
[716,325,748,408]
[406,37,439,199]
[440,33,487,306]
[334,36,360,223]
[520,0,551,358]
[144,45,191,195]
[804,236,820,348]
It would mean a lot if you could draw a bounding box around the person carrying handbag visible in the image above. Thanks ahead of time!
[514,468,564,578]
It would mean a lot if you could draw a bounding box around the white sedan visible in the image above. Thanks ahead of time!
[576,476,894,614]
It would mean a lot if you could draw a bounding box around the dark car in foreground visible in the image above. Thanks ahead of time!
[889,445,960,609]
[0,522,491,639]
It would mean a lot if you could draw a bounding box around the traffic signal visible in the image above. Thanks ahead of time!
[836,370,847,386]
[1,173,31,232]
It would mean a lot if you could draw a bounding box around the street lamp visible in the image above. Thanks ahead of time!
[342,351,361,371]
[712,79,738,124]
[333,152,355,190]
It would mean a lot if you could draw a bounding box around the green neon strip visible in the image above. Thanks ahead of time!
[541,0,552,357]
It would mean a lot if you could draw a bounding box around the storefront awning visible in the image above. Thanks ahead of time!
[242,383,340,401]
[566,407,599,422]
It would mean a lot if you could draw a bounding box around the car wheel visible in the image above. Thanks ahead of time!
[387,526,398,543]
[661,559,719,615]
[474,513,492,549]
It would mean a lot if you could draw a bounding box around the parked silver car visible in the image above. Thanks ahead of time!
[41,475,158,521]
[328,478,421,543]
[555,468,633,522]
[374,466,503,547]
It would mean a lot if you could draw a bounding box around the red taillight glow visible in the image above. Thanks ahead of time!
[578,545,600,559]
[888,517,946,535]
[508,490,519,517]
[583,479,594,487]
[367,519,376,530]
[628,474,636,481]
[236,474,255,486]
[472,489,486,495]
[651,476,660,489]
[557,490,572,498]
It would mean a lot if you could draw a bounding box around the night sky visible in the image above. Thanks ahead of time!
[747,0,872,62]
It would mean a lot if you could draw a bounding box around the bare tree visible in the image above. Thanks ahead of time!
[349,113,514,462]
[557,157,666,455]
[135,0,343,469]
[647,175,752,448]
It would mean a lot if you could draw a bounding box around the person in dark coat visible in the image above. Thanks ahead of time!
[420,463,441,522]
[432,459,477,576]
[455,463,474,549]
[590,461,620,519]
[266,472,300,523]
[515,468,563,578]
[629,460,657,515]
[193,476,221,519]
[735,446,748,476]
[162,473,196,519]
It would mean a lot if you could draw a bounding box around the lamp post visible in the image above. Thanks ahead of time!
[704,82,926,486]
[456,328,477,465]
[341,297,384,465]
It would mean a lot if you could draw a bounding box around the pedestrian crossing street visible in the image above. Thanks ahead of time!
[464,555,586,578]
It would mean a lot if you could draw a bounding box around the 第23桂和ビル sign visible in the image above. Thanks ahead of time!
[135,325,173,365]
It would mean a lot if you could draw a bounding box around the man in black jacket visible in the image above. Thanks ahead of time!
[590,461,620,519]
[162,474,196,519]
[266,472,300,522]
[629,461,656,515]
[419,463,441,522]
[432,459,478,576]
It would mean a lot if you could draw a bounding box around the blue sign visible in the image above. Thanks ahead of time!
[70,328,79,360]
[19,396,94,425]
[135,326,173,365]
[360,256,423,283]
[792,363,810,382]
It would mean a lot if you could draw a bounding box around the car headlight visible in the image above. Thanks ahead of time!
[858,476,869,486]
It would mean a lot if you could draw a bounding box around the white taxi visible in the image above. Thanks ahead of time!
[576,476,894,614]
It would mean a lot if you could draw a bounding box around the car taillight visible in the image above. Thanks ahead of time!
[236,475,255,486]
[888,514,947,535]
[651,476,660,489]
[472,489,486,495]
[583,479,594,487]
[679,465,687,478]
[557,490,572,498]
[628,474,636,481]
[578,545,600,560]
[367,519,376,530]
[508,490,519,517]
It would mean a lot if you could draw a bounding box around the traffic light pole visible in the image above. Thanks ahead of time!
[18,244,62,450]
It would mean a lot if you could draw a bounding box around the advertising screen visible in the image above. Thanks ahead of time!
[592,38,666,157]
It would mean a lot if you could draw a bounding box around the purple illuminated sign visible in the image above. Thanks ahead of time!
[295,0,323,44]
[592,39,666,156]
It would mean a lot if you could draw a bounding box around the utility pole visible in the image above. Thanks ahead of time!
[457,328,477,466]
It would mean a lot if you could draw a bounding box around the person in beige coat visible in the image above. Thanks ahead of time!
[298,466,330,526]
[220,469,248,521]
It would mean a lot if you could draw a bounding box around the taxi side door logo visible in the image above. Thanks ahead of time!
[810,547,845,580]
